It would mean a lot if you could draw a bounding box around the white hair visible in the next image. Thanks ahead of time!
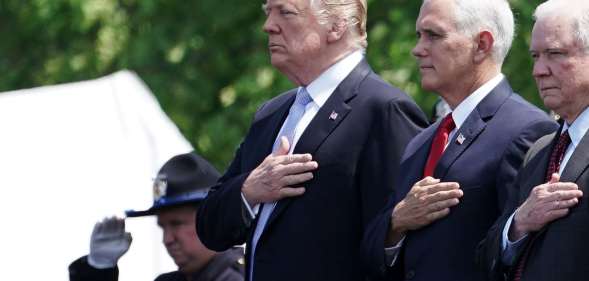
[311,0,367,49]
[534,0,589,51]
[424,0,515,64]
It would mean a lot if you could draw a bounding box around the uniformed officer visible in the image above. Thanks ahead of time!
[69,153,245,281]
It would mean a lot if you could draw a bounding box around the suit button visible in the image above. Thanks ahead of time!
[406,270,415,280]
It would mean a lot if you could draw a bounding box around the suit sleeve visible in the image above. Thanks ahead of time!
[476,118,558,281]
[359,98,428,278]
[197,141,253,252]
[69,256,118,281]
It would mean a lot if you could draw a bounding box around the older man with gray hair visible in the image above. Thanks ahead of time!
[480,1,589,281]
[196,0,428,281]
[361,0,557,280]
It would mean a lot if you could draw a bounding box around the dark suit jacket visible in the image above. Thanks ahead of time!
[197,60,429,281]
[479,124,589,281]
[361,79,558,281]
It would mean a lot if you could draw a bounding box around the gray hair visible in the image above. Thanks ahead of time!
[534,0,589,51]
[311,0,367,49]
[424,0,515,64]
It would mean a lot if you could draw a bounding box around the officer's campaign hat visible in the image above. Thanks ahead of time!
[125,152,220,217]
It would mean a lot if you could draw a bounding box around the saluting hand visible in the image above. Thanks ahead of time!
[242,137,318,206]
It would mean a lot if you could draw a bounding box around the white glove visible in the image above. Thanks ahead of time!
[87,216,132,269]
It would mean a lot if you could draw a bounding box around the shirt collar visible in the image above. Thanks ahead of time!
[451,73,505,130]
[302,50,364,107]
[563,106,589,148]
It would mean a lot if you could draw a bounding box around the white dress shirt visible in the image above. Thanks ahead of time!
[385,73,506,266]
[501,106,589,265]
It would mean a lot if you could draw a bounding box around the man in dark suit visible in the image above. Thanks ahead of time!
[361,0,558,280]
[479,1,589,280]
[196,0,428,281]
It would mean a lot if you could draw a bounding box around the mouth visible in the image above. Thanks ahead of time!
[540,86,559,92]
[268,43,284,51]
[419,65,434,71]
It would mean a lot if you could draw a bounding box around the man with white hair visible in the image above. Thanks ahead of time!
[361,0,557,280]
[479,1,589,280]
[196,0,428,280]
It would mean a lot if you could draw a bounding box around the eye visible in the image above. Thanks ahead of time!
[530,52,539,60]
[423,30,442,40]
[547,49,567,58]
[280,8,297,16]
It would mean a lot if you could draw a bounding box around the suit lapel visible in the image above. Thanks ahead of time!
[520,135,556,198]
[435,110,486,179]
[263,60,371,232]
[434,79,513,179]
[561,128,589,184]
[246,91,296,169]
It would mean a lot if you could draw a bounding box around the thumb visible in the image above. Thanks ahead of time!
[549,173,560,184]
[274,136,290,156]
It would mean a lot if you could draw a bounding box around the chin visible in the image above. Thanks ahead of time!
[420,79,439,92]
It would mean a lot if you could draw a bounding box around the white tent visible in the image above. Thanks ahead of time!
[0,70,193,280]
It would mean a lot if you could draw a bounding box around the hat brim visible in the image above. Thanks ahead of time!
[125,192,207,217]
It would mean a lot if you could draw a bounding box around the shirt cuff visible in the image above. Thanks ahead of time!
[384,236,405,267]
[501,211,529,265]
[241,192,259,220]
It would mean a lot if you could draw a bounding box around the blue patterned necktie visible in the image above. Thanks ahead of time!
[249,88,313,279]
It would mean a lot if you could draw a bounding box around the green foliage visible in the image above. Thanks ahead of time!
[0,0,543,170]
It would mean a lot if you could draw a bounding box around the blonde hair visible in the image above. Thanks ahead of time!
[312,0,368,49]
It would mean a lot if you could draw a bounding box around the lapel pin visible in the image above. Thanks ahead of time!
[456,133,466,145]
[329,111,338,120]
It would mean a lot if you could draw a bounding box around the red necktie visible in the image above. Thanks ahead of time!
[423,114,455,177]
[511,130,571,281]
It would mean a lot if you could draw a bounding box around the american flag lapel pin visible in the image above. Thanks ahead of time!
[456,133,466,145]
[329,111,338,120]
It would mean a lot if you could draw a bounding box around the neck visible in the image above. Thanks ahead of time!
[287,46,358,86]
[441,64,499,109]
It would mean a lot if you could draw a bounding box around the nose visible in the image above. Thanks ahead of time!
[263,13,279,34]
[163,228,175,246]
[412,37,427,58]
[533,57,550,78]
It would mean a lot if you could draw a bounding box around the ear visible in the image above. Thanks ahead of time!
[326,17,348,43]
[473,30,494,63]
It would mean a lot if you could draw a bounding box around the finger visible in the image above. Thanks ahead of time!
[279,161,318,175]
[426,182,461,194]
[546,182,579,192]
[548,173,560,184]
[273,136,290,156]
[279,187,306,198]
[549,198,579,210]
[545,190,583,201]
[277,153,313,165]
[426,190,463,202]
[125,233,133,245]
[425,208,451,222]
[426,198,460,212]
[415,177,440,186]
[281,172,314,186]
[544,208,570,222]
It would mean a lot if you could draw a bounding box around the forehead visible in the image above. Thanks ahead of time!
[156,206,196,222]
[531,17,577,50]
[264,0,309,10]
[416,0,456,31]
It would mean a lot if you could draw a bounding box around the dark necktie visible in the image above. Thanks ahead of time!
[423,114,455,177]
[511,130,571,281]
